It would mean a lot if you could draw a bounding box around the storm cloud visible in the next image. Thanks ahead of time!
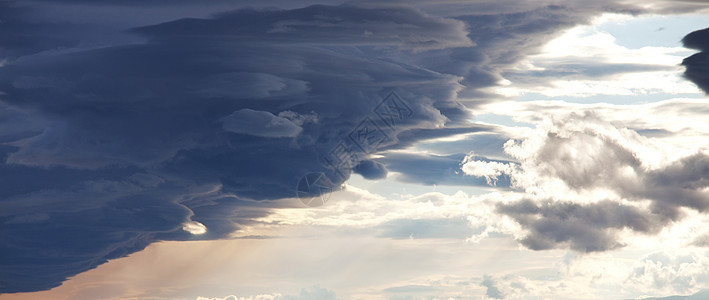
[682,27,709,94]
[0,3,477,292]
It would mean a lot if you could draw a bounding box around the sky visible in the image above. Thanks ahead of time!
[1,0,709,299]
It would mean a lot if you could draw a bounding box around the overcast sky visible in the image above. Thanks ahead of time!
[1,0,709,299]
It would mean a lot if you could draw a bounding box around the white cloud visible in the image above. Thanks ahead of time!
[461,106,709,252]
[244,184,520,240]
[183,221,207,235]
[626,251,709,295]
[461,154,517,186]
[479,98,709,165]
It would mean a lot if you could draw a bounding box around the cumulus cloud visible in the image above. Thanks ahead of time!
[461,153,517,186]
[627,252,709,295]
[380,152,513,187]
[463,112,709,252]
[497,200,664,252]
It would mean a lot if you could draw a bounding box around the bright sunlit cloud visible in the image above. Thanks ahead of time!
[183,221,208,235]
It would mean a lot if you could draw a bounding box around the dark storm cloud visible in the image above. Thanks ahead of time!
[0,168,249,293]
[682,27,709,51]
[682,27,709,94]
[24,0,343,7]
[353,160,388,180]
[133,4,474,51]
[0,3,475,292]
[0,2,122,60]
[27,0,230,5]
[0,4,468,172]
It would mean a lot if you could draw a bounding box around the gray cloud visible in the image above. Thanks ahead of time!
[353,159,388,180]
[488,112,709,252]
[133,5,474,52]
[497,200,665,252]
[691,233,709,247]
